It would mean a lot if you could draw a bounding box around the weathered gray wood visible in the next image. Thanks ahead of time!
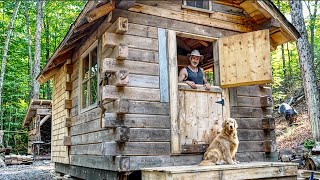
[55,163,118,180]
[101,47,159,63]
[238,129,275,141]
[113,9,238,39]
[237,96,261,107]
[71,143,102,155]
[71,107,100,126]
[264,140,277,153]
[71,119,101,136]
[102,113,170,128]
[104,100,169,115]
[115,126,130,142]
[123,128,170,142]
[158,28,169,103]
[178,83,222,93]
[237,85,272,97]
[229,87,238,106]
[70,155,119,171]
[107,74,159,88]
[238,141,264,152]
[262,117,275,130]
[36,108,51,116]
[102,85,160,102]
[127,23,158,38]
[71,129,114,145]
[260,96,274,108]
[64,117,72,127]
[101,142,170,156]
[63,136,71,146]
[236,118,263,129]
[231,107,272,118]
[181,144,208,154]
[102,32,158,51]
[236,152,266,162]
[103,98,129,114]
[102,58,159,76]
[211,2,246,16]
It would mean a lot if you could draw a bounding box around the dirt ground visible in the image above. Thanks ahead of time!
[0,160,54,180]
[275,100,312,150]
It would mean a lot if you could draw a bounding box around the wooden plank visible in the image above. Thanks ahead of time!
[63,136,71,146]
[121,128,170,142]
[86,1,115,23]
[70,119,102,136]
[237,129,274,141]
[71,129,114,145]
[107,17,128,34]
[105,100,169,115]
[219,30,272,88]
[103,98,129,114]
[178,83,222,93]
[55,163,118,180]
[238,141,264,152]
[115,126,130,142]
[231,107,272,118]
[102,32,158,50]
[71,108,100,126]
[102,58,159,76]
[158,28,169,103]
[128,4,251,32]
[102,113,170,129]
[113,9,238,39]
[36,109,52,116]
[101,142,170,156]
[102,85,160,102]
[236,118,264,129]
[181,144,209,154]
[114,69,129,86]
[127,23,158,38]
[167,30,179,154]
[38,67,58,84]
[237,85,272,97]
[70,155,120,171]
[237,96,261,107]
[64,64,73,74]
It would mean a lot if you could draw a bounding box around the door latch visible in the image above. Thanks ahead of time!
[215,99,224,106]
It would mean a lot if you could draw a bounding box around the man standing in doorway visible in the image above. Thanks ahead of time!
[178,49,210,90]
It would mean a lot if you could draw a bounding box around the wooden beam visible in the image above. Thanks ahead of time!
[64,117,72,127]
[36,109,51,116]
[63,136,71,146]
[253,18,281,34]
[115,69,129,87]
[86,1,115,23]
[103,98,129,114]
[260,96,273,108]
[116,0,136,10]
[39,115,51,126]
[177,38,192,52]
[65,81,73,91]
[129,3,251,32]
[52,52,72,67]
[65,100,72,109]
[115,126,130,142]
[262,117,275,130]
[107,17,128,34]
[38,67,58,85]
[113,44,128,60]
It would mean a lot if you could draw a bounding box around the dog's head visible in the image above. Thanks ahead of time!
[222,118,238,132]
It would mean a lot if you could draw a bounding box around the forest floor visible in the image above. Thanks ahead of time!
[0,160,54,180]
[275,100,312,150]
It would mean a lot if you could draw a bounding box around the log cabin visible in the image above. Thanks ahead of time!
[37,0,300,179]
[23,99,52,159]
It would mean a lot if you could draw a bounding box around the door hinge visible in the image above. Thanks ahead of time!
[215,99,224,106]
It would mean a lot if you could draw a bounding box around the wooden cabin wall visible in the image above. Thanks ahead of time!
[54,1,276,173]
[230,85,276,162]
[52,66,70,164]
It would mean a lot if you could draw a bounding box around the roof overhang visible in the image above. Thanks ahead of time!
[23,99,52,127]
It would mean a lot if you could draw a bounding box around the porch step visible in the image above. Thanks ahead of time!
[141,162,298,180]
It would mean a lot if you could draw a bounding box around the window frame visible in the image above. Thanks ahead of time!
[182,0,213,12]
[79,40,100,113]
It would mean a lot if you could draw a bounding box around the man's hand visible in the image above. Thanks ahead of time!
[185,81,197,89]
[204,83,210,91]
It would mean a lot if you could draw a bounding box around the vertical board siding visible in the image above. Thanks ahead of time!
[158,28,169,102]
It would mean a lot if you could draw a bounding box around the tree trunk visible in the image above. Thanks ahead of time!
[289,0,320,140]
[43,1,51,99]
[0,1,20,130]
[24,1,33,99]
[277,0,287,93]
[32,0,44,99]
[286,43,293,91]
[304,0,318,62]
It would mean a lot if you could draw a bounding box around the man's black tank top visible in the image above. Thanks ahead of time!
[185,67,204,84]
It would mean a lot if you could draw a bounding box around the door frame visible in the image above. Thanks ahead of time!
[167,30,230,154]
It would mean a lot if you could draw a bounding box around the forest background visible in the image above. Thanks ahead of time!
[0,0,319,154]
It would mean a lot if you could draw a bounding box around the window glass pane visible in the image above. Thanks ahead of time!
[91,48,98,76]
[83,55,89,80]
[186,0,209,9]
[90,75,98,105]
[82,82,88,108]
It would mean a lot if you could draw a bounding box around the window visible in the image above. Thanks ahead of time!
[81,45,98,110]
[184,0,211,10]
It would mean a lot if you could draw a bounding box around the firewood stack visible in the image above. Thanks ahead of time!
[4,155,33,165]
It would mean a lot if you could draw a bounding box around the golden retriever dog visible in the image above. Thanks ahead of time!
[199,118,239,166]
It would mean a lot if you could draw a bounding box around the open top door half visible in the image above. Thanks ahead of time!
[218,30,272,88]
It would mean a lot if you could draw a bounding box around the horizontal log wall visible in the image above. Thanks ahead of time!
[230,85,275,162]
[57,1,273,171]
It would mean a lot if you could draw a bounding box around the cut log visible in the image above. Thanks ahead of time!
[86,1,115,23]
[107,17,128,34]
